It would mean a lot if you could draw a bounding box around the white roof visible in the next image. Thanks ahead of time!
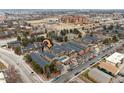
[0,72,6,83]
[106,52,124,64]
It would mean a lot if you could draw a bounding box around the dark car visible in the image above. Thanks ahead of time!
[118,73,124,77]
[68,68,73,72]
[74,71,80,76]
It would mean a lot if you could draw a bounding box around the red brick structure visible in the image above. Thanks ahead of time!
[60,15,89,25]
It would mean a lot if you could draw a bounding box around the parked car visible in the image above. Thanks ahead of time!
[74,71,80,76]
[118,73,124,77]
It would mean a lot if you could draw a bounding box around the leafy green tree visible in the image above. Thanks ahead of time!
[82,27,84,30]
[56,36,63,42]
[31,61,43,74]
[64,36,68,42]
[45,29,47,33]
[78,33,82,38]
[60,30,65,36]
[108,25,113,30]
[15,46,21,54]
[21,38,29,47]
[103,25,106,30]
[44,64,51,78]
[17,35,21,41]
[112,35,119,42]
[73,28,80,34]
[22,31,29,37]
[24,54,32,63]
[103,38,113,45]
[47,31,56,39]
[36,36,45,42]
[70,29,73,33]
[49,62,58,73]
[30,36,36,43]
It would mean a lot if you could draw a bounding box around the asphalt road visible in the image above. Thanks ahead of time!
[52,40,124,83]
[0,48,43,83]
[0,38,16,47]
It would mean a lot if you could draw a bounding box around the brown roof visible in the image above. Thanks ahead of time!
[98,62,119,75]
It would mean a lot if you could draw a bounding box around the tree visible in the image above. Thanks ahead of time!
[103,37,113,45]
[116,24,120,29]
[108,25,113,30]
[17,35,21,41]
[56,36,63,42]
[70,29,73,33]
[30,36,36,43]
[47,31,56,39]
[44,64,51,78]
[72,28,80,34]
[31,61,43,74]
[78,33,82,38]
[45,29,47,34]
[21,38,29,47]
[103,25,106,30]
[64,36,68,42]
[49,62,58,73]
[15,46,21,54]
[22,31,29,37]
[60,30,66,36]
[112,35,119,42]
[103,38,109,45]
[82,27,84,30]
[36,36,45,42]
[24,54,32,63]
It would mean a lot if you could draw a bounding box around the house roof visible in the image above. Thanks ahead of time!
[7,41,21,47]
[98,62,119,75]
[82,35,98,43]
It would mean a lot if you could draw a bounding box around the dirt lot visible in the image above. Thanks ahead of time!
[0,61,7,70]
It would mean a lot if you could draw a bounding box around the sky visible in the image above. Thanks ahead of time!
[0,0,124,9]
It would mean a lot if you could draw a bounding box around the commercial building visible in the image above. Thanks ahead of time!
[30,53,50,70]
[88,68,112,83]
[98,62,119,76]
[106,52,124,65]
[38,51,56,62]
[60,15,89,25]
[56,56,70,63]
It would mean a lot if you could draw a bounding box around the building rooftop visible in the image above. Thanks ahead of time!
[30,53,49,68]
[82,34,98,43]
[39,51,56,59]
[67,41,86,50]
[7,41,21,48]
[62,42,81,52]
[88,68,112,83]
[106,52,124,64]
[56,56,69,63]
[50,44,66,54]
[98,62,119,75]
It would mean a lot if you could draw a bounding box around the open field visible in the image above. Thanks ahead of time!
[0,61,7,70]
